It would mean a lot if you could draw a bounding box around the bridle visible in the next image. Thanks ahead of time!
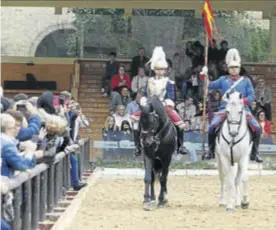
[141,110,170,151]
[221,108,249,166]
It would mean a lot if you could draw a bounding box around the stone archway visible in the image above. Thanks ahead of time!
[29,23,76,57]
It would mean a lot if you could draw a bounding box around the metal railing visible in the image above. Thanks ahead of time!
[2,138,91,230]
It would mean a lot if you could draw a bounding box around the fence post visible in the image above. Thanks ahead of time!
[31,175,40,230]
[22,180,32,230]
[47,165,55,212]
[40,170,48,221]
[12,187,22,230]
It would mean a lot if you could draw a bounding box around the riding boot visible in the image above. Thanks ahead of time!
[202,130,216,160]
[250,132,263,163]
[133,130,141,156]
[176,128,187,155]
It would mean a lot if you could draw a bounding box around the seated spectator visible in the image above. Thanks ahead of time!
[110,86,132,112]
[249,100,262,118]
[255,78,272,121]
[112,105,132,130]
[181,65,201,100]
[207,90,221,123]
[131,66,148,99]
[118,120,134,141]
[111,65,131,92]
[177,97,196,122]
[257,110,272,144]
[126,90,143,115]
[101,52,119,97]
[0,113,43,178]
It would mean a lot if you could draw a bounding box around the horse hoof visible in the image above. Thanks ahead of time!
[158,203,165,208]
[143,202,153,211]
[241,202,249,209]
[226,208,234,212]
[219,203,226,207]
[150,200,156,205]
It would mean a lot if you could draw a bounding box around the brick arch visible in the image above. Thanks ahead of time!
[28,23,76,56]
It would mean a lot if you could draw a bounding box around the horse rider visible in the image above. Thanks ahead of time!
[131,46,187,156]
[201,48,263,163]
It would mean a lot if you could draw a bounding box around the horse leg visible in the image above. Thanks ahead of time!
[240,156,250,209]
[143,155,153,210]
[217,155,226,207]
[150,170,156,204]
[235,164,242,208]
[224,157,236,211]
[158,166,169,208]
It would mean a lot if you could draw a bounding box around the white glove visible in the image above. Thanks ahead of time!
[38,127,47,140]
[140,97,148,107]
[201,66,208,76]
[164,99,175,108]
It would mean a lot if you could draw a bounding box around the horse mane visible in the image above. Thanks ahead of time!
[149,96,169,122]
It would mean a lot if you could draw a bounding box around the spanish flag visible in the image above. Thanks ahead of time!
[202,0,215,44]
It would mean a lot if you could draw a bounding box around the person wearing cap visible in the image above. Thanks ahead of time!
[131,46,187,156]
[201,48,263,163]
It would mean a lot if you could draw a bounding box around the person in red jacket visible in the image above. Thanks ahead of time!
[257,110,272,144]
[111,66,131,91]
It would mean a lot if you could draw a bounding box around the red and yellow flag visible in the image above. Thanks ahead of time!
[202,0,215,44]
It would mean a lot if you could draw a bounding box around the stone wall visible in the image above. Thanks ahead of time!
[1,7,74,57]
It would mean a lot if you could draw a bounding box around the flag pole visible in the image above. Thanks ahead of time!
[201,34,209,155]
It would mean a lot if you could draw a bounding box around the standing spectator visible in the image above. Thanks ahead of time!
[111,66,131,92]
[192,41,204,66]
[131,47,149,77]
[217,60,228,77]
[217,40,229,63]
[110,86,132,112]
[257,110,272,144]
[101,52,119,97]
[249,100,262,118]
[166,59,175,82]
[112,105,132,130]
[172,52,189,90]
[131,66,148,99]
[255,78,272,121]
[0,113,43,178]
[208,39,219,64]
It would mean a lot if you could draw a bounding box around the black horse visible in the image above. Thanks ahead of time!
[139,96,177,209]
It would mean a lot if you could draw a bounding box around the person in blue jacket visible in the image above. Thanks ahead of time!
[201,48,263,163]
[0,113,43,178]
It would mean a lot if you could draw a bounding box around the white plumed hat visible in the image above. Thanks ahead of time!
[225,48,241,68]
[148,46,168,70]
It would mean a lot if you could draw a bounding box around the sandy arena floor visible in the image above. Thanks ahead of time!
[69,175,276,230]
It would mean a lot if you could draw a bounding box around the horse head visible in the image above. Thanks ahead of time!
[140,97,161,151]
[224,91,245,137]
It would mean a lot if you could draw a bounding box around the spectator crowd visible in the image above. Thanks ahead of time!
[101,39,273,145]
[0,89,90,229]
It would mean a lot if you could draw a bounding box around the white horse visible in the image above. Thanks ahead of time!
[215,91,253,211]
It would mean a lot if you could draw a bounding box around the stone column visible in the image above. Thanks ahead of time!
[269,8,276,63]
